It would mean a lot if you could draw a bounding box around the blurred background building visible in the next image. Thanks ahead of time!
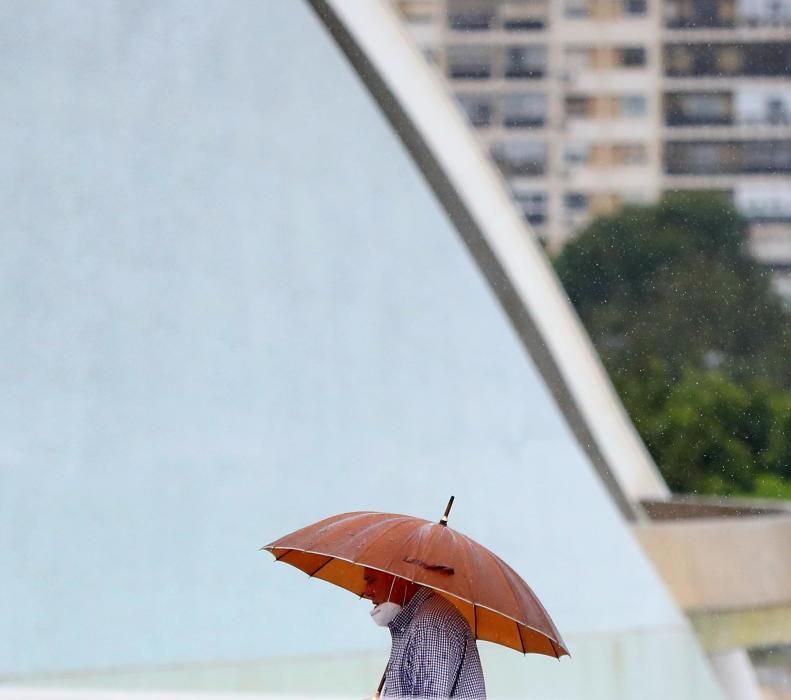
[391,0,791,292]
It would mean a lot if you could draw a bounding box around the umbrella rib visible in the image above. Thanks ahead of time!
[486,547,521,618]
[351,517,412,565]
[467,600,567,653]
[380,523,427,579]
[307,556,334,578]
[485,548,529,651]
[488,556,568,654]
[452,532,474,604]
[274,550,291,562]
[346,515,409,560]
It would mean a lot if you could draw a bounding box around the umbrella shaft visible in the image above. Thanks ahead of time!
[373,667,387,699]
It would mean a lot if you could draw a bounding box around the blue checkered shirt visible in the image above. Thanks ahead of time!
[383,587,486,699]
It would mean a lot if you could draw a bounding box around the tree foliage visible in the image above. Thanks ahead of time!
[554,192,791,498]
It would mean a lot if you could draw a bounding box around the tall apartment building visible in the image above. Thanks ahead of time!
[391,0,791,272]
[662,0,791,285]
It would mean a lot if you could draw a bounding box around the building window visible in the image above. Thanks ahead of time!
[564,192,589,211]
[565,0,590,18]
[504,46,547,79]
[502,92,548,127]
[767,96,791,125]
[622,0,648,15]
[665,92,732,126]
[513,190,548,225]
[718,46,744,75]
[447,0,496,30]
[742,0,791,25]
[502,1,548,31]
[666,43,791,78]
[619,47,647,67]
[665,142,739,175]
[447,45,492,79]
[456,93,494,126]
[564,142,590,164]
[620,94,647,116]
[565,95,592,118]
[743,43,791,77]
[491,141,547,176]
[664,0,734,28]
[743,140,791,174]
[665,45,694,75]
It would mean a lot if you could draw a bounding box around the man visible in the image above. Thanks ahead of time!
[363,568,486,699]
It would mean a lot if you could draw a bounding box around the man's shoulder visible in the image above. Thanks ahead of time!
[411,590,470,634]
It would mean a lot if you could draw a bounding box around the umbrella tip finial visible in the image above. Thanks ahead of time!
[439,496,455,526]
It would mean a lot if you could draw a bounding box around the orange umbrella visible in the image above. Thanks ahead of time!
[262,497,568,659]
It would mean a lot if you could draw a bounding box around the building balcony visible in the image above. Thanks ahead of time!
[666,162,791,176]
[474,124,551,141]
[663,0,791,31]
[664,94,791,130]
[449,69,548,83]
[447,11,495,31]
[503,17,546,31]
[663,123,791,140]
[561,167,658,192]
[492,159,547,177]
[662,26,791,49]
[445,2,549,34]
[447,22,548,36]
[503,67,545,79]
[664,41,791,82]
[446,45,547,82]
[663,174,791,194]
[564,118,656,142]
[448,64,492,80]
[564,68,653,95]
[664,16,791,31]
[666,113,734,127]
[464,113,492,128]
[443,30,549,45]
[503,115,546,128]
[507,174,549,189]
[663,76,791,92]
[448,77,552,93]
[666,65,791,79]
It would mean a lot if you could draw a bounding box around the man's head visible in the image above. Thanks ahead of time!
[363,568,419,607]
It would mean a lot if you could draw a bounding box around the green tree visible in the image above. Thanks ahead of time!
[555,192,787,384]
[647,371,769,494]
[554,192,791,497]
[764,393,791,481]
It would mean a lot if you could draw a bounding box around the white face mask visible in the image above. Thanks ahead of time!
[370,601,403,627]
[369,574,403,627]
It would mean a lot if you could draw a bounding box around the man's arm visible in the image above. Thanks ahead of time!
[405,622,465,698]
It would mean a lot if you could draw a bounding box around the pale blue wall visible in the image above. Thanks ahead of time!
[0,2,718,698]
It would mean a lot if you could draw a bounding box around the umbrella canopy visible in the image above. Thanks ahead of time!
[262,505,568,658]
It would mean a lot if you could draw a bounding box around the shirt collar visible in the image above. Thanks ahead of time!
[388,586,432,633]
